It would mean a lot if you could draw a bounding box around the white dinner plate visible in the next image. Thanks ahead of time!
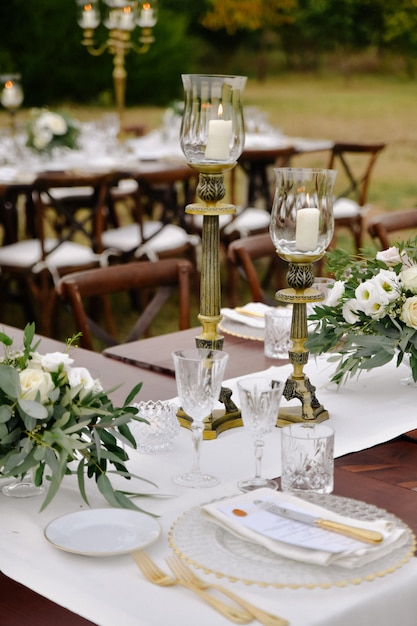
[44,508,161,556]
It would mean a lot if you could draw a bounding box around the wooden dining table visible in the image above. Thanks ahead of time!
[2,324,417,625]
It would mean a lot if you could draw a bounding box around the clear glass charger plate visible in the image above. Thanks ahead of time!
[45,508,161,557]
[168,493,416,589]
[218,319,264,342]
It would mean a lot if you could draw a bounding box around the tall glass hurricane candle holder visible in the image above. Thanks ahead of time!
[269,167,336,425]
[180,74,246,350]
[0,74,24,136]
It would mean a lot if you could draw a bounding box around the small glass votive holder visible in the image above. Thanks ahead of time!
[130,400,180,454]
[264,307,292,359]
[280,423,334,494]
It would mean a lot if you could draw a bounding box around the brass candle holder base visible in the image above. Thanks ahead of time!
[275,258,329,426]
[177,386,241,439]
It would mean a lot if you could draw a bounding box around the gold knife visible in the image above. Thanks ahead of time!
[254,500,384,544]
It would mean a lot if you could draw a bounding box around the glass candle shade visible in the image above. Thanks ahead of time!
[76,0,100,29]
[0,74,23,110]
[270,168,336,262]
[180,74,246,166]
[137,1,158,28]
[102,0,139,30]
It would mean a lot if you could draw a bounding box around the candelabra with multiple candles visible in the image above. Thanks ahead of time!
[75,0,158,133]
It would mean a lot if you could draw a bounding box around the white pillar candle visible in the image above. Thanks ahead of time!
[80,5,98,29]
[119,8,135,29]
[295,208,320,251]
[139,6,156,27]
[1,83,23,108]
[204,119,233,160]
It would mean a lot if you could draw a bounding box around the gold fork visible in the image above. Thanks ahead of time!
[166,555,289,626]
[131,551,253,624]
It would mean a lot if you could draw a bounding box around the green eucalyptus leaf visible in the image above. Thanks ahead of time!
[0,364,21,398]
[17,398,48,420]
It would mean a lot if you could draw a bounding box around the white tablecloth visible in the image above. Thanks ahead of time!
[2,356,417,626]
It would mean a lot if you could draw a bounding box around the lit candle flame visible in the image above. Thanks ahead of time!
[123,6,131,14]
[84,3,92,11]
[217,103,224,119]
[4,81,14,89]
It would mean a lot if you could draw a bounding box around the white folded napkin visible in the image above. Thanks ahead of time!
[220,303,272,329]
[201,488,408,569]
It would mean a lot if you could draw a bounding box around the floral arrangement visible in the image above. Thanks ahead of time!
[26,107,80,153]
[306,237,417,385]
[0,324,153,511]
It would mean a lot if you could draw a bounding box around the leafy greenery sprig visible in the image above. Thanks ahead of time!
[0,324,156,512]
[306,237,417,385]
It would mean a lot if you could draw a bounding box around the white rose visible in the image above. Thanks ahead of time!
[342,299,362,324]
[376,246,402,265]
[41,352,74,373]
[400,265,417,294]
[68,367,102,392]
[46,112,67,135]
[401,296,417,329]
[37,112,67,135]
[19,368,54,402]
[326,280,345,306]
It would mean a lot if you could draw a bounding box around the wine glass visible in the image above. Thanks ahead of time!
[237,377,284,492]
[172,348,228,488]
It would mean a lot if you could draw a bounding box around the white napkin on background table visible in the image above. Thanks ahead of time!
[221,302,272,328]
[201,489,408,569]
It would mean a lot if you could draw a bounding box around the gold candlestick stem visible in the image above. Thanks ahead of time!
[275,257,328,426]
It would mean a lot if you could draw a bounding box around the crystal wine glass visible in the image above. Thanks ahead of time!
[172,348,228,488]
[237,377,284,492]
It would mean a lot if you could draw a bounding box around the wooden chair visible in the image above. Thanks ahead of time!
[56,258,193,351]
[367,209,417,249]
[0,171,114,336]
[226,232,286,306]
[327,141,386,250]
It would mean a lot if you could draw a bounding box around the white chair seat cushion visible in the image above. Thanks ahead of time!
[101,222,164,253]
[333,197,362,219]
[111,179,138,195]
[134,224,200,261]
[42,187,95,202]
[223,207,271,237]
[0,238,99,269]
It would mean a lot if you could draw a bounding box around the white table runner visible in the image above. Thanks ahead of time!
[1,356,417,626]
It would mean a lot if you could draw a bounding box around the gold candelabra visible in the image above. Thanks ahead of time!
[270,167,337,426]
[76,0,157,133]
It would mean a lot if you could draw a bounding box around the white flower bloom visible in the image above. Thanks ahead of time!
[33,127,53,150]
[401,296,417,329]
[68,366,102,392]
[373,269,400,302]
[342,298,362,324]
[355,277,390,317]
[40,351,74,373]
[376,247,402,265]
[19,368,54,402]
[400,265,417,294]
[326,280,345,306]
[36,111,67,135]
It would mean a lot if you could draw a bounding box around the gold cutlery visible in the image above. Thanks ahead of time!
[131,550,252,624]
[166,554,289,626]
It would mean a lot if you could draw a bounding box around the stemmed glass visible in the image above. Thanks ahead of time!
[172,348,228,488]
[237,377,284,492]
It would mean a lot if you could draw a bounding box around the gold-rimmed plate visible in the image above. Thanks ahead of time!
[45,508,161,557]
[169,493,415,588]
